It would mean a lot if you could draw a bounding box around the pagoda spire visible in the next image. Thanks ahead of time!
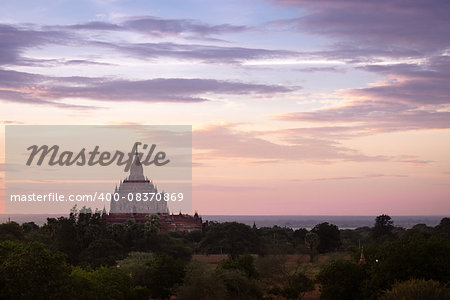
[359,246,366,265]
[129,142,145,181]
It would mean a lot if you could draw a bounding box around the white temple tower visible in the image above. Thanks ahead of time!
[109,148,169,214]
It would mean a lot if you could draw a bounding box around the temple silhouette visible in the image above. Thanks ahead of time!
[109,147,169,214]
[106,146,202,233]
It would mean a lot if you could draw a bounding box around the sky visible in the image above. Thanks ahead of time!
[0,0,449,215]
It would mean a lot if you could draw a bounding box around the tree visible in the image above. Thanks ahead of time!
[79,238,125,267]
[405,224,434,239]
[219,254,259,279]
[145,254,186,299]
[372,214,394,240]
[177,261,228,300]
[379,279,450,300]
[292,228,308,248]
[146,214,160,233]
[218,268,264,300]
[178,259,264,300]
[0,241,71,299]
[117,251,186,299]
[148,233,192,262]
[200,222,260,258]
[304,232,320,262]
[280,273,314,300]
[46,216,81,264]
[311,222,341,253]
[316,260,365,300]
[117,251,155,289]
[70,266,140,300]
[0,221,23,241]
[362,237,450,298]
[256,226,295,254]
[21,221,39,233]
[435,217,450,236]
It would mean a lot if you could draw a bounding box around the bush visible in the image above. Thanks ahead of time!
[177,261,227,300]
[380,279,450,300]
[316,260,364,300]
[70,266,138,300]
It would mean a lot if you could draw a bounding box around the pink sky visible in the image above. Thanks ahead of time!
[0,0,449,215]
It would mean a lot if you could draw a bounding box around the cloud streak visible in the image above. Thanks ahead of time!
[193,124,389,163]
[62,16,247,38]
[275,101,450,133]
[0,69,293,106]
[0,21,295,67]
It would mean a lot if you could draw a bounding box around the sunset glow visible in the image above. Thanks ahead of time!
[1,0,449,215]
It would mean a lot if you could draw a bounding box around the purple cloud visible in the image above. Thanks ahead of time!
[0,69,293,106]
[0,22,296,66]
[96,40,296,64]
[294,66,345,73]
[397,155,434,166]
[276,101,450,131]
[0,24,72,66]
[352,56,450,105]
[62,16,247,38]
[269,0,450,57]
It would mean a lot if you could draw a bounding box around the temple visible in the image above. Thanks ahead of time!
[107,146,202,233]
[109,147,169,214]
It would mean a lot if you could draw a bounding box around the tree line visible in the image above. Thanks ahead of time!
[0,210,449,299]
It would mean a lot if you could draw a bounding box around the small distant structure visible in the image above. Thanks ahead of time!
[359,246,366,265]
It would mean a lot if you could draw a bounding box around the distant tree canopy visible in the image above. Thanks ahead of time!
[0,222,24,242]
[435,217,450,236]
[372,214,394,240]
[0,213,449,300]
[200,222,260,258]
